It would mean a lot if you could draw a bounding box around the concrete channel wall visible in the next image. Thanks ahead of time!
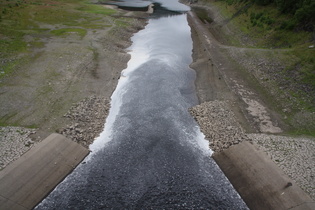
[213,141,315,209]
[0,133,89,210]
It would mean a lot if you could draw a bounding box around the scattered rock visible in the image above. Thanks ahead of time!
[227,47,315,115]
[59,95,110,148]
[189,101,315,199]
[250,133,315,200]
[0,127,37,170]
[189,100,251,152]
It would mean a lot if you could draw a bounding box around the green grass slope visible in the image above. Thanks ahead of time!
[0,0,115,78]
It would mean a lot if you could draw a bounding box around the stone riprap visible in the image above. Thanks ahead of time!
[189,100,251,152]
[250,133,315,200]
[60,95,110,147]
[189,100,315,200]
[0,126,37,170]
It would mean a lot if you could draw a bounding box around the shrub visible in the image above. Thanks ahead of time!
[280,20,297,30]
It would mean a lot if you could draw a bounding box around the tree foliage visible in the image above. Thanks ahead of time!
[218,0,315,31]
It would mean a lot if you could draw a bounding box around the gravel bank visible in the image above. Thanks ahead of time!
[189,100,251,152]
[0,95,109,170]
[189,101,315,200]
[250,134,315,200]
[0,127,36,170]
[59,95,110,148]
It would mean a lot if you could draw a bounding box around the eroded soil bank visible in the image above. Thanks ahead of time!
[186,0,315,201]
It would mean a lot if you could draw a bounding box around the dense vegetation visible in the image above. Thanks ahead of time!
[219,0,315,31]
[196,0,315,135]
[214,0,314,88]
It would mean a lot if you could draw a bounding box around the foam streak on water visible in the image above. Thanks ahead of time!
[90,14,211,156]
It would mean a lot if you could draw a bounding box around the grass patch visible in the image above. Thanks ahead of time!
[80,23,112,29]
[29,41,45,48]
[0,59,23,79]
[0,0,115,54]
[51,28,87,38]
[76,3,116,16]
[286,129,315,138]
[193,7,213,24]
[115,18,130,27]
[0,0,117,78]
[0,31,27,56]
[0,113,19,127]
[211,1,314,48]
[281,48,315,91]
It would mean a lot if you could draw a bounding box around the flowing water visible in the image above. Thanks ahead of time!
[37,1,248,209]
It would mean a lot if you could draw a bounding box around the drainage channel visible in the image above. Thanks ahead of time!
[36,1,248,209]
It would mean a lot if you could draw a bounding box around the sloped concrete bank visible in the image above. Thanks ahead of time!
[187,9,315,209]
[0,134,89,210]
[213,142,315,210]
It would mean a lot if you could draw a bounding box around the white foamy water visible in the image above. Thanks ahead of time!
[37,3,247,209]
[89,14,212,157]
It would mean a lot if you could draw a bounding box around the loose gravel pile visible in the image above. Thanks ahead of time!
[189,100,315,200]
[189,100,251,152]
[60,95,110,148]
[0,127,37,170]
[0,95,110,170]
[250,133,315,200]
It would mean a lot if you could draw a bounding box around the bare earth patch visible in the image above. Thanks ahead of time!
[0,7,148,169]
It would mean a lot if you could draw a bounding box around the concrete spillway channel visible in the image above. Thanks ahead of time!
[34,2,248,208]
[0,0,314,209]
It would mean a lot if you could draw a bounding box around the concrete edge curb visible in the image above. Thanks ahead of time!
[213,141,315,210]
[0,133,90,210]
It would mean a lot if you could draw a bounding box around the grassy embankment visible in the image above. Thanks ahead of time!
[0,0,115,80]
[196,0,315,136]
[0,0,138,128]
